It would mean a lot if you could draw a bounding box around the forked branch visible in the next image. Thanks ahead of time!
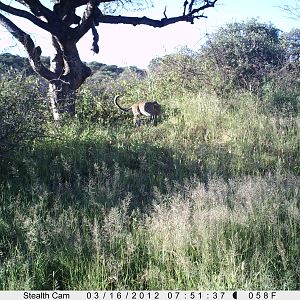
[0,1,52,32]
[0,12,55,80]
[16,0,55,22]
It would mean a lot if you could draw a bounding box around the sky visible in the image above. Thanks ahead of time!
[0,0,299,69]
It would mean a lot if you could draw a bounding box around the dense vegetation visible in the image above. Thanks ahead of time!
[0,53,145,80]
[0,19,299,290]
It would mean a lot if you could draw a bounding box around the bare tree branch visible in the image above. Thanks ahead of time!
[0,12,56,80]
[96,0,217,27]
[189,0,217,16]
[163,6,167,19]
[189,0,196,13]
[96,14,194,27]
[73,0,217,41]
[279,0,300,20]
[16,0,55,22]
[183,0,189,16]
[72,0,114,7]
[0,1,56,33]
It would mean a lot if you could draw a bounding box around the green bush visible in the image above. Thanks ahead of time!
[76,85,120,125]
[262,81,300,116]
[148,48,202,96]
[77,68,153,126]
[198,19,285,95]
[0,74,47,160]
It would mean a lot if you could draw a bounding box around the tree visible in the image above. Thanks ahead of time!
[280,0,300,20]
[198,19,284,93]
[0,0,218,121]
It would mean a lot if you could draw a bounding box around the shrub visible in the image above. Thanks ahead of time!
[76,84,121,125]
[198,19,285,95]
[148,48,202,97]
[0,74,47,160]
[77,68,149,126]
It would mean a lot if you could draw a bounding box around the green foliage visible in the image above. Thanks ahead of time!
[77,67,147,125]
[86,62,125,82]
[281,28,300,62]
[0,54,145,84]
[76,86,119,125]
[0,75,48,162]
[85,62,146,84]
[262,79,300,116]
[148,48,202,96]
[0,53,50,77]
[198,19,285,94]
[144,21,300,118]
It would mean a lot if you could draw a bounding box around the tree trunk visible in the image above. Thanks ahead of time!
[48,79,76,121]
[48,38,91,121]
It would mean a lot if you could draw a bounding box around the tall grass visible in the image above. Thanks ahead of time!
[1,174,299,289]
[0,89,299,290]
